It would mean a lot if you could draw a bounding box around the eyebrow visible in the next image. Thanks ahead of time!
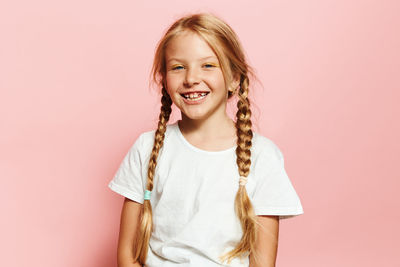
[167,56,217,63]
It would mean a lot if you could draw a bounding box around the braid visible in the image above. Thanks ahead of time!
[219,76,258,264]
[134,87,172,264]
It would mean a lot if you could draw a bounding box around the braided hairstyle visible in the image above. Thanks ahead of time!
[134,87,172,262]
[135,12,260,265]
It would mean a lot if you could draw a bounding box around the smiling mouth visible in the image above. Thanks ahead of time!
[180,92,210,100]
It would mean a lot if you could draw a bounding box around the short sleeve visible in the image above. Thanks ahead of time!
[108,134,145,204]
[252,141,304,220]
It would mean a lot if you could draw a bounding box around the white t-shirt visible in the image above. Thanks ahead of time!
[108,120,304,266]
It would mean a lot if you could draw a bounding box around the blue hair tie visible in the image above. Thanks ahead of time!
[144,190,152,200]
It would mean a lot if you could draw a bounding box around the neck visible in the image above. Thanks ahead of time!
[178,113,236,139]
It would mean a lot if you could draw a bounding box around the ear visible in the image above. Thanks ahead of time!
[229,73,241,92]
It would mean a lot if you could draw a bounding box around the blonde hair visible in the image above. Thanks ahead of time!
[135,12,260,265]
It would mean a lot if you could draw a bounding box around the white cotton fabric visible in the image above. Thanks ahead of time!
[108,120,304,267]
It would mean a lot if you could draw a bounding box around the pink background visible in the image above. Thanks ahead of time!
[1,0,399,266]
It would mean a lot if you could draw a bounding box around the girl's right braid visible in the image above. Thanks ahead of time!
[134,86,173,264]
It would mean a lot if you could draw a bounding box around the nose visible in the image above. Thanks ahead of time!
[184,67,201,87]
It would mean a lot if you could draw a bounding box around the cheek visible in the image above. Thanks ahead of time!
[207,74,226,91]
[165,74,180,90]
[165,75,180,100]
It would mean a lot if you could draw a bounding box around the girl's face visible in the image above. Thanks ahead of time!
[164,31,229,122]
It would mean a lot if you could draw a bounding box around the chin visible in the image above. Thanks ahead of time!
[181,111,209,121]
[184,115,206,121]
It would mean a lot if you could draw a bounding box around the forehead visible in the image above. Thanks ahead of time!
[165,31,218,62]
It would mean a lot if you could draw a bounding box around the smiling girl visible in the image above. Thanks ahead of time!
[108,12,304,267]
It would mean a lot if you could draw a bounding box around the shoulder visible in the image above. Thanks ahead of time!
[136,129,155,150]
[131,122,176,153]
[251,131,284,161]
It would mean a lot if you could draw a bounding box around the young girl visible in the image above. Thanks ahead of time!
[108,12,303,267]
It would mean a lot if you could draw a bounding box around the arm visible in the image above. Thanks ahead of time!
[249,215,279,267]
[117,197,143,267]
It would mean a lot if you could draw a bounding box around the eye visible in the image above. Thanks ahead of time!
[171,65,184,70]
[203,63,217,68]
